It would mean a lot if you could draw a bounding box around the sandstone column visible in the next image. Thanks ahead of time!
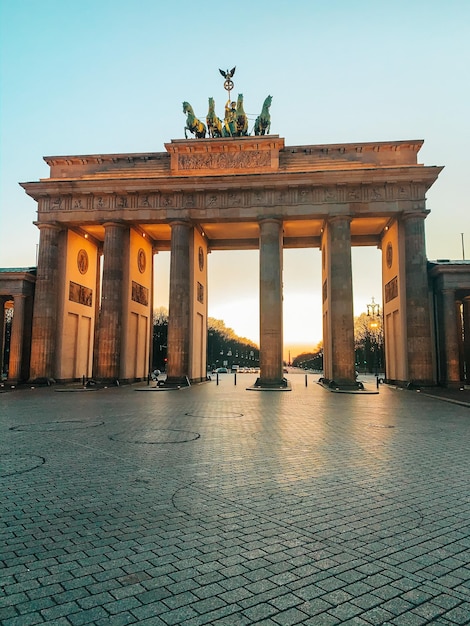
[402,212,434,384]
[0,297,7,377]
[440,290,461,385]
[29,224,62,380]
[256,218,285,387]
[8,295,25,382]
[327,216,356,385]
[165,221,191,386]
[95,223,127,381]
[463,297,470,384]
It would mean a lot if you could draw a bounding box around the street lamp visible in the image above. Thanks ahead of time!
[367,297,381,376]
[367,296,381,323]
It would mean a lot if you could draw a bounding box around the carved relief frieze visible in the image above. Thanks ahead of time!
[138,194,152,208]
[227,191,244,207]
[183,193,196,208]
[324,188,337,202]
[160,194,175,208]
[178,150,271,171]
[51,196,63,211]
[94,195,110,209]
[69,281,93,307]
[348,188,361,201]
[38,181,420,219]
[297,188,312,203]
[397,185,409,199]
[251,190,267,205]
[274,189,289,205]
[370,186,384,200]
[385,276,398,303]
[131,281,149,306]
[205,193,220,209]
[115,195,128,209]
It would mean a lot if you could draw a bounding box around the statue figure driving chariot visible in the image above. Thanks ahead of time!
[182,66,272,139]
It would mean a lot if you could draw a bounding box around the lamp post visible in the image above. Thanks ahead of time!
[367,297,381,376]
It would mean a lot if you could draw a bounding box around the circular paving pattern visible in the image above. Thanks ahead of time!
[109,428,200,444]
[0,454,46,477]
[185,411,244,419]
[9,420,104,432]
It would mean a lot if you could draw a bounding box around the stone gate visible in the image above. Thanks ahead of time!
[20,135,442,388]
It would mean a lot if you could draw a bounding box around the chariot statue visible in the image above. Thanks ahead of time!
[182,68,272,139]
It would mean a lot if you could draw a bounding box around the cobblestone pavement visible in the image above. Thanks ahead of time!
[1,372,470,626]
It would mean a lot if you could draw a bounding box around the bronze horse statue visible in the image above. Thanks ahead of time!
[235,93,248,136]
[254,95,272,136]
[183,101,206,139]
[206,97,223,138]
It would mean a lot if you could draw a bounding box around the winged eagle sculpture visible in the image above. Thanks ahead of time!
[219,67,236,79]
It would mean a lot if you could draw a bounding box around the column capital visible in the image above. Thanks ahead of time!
[34,222,63,232]
[168,219,191,228]
[400,209,430,221]
[102,221,127,229]
[258,217,283,225]
[327,214,352,224]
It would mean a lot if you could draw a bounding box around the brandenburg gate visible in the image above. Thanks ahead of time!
[21,135,442,388]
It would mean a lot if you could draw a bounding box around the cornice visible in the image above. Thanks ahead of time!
[21,165,443,200]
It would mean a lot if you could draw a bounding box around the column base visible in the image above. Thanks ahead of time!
[319,377,366,392]
[386,379,436,389]
[161,376,191,389]
[28,376,57,386]
[247,377,291,391]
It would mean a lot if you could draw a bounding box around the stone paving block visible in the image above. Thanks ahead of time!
[40,599,81,620]
[67,605,109,625]
[442,602,470,624]
[94,612,137,626]
[2,381,470,625]
[2,616,47,626]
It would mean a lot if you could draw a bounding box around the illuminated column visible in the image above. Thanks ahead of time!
[8,295,26,382]
[257,218,285,386]
[440,290,460,385]
[166,220,191,385]
[30,224,62,379]
[402,212,434,384]
[325,216,356,385]
[95,222,127,380]
[0,297,7,376]
[463,297,470,384]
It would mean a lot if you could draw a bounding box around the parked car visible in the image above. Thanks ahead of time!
[216,367,228,373]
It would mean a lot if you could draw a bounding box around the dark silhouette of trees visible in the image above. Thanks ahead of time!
[152,309,259,371]
[292,342,323,371]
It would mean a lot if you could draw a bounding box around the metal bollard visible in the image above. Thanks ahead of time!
[376,375,379,389]
[216,372,219,386]
[234,372,237,386]
[305,374,308,387]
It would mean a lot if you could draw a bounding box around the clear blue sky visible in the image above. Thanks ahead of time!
[1,0,469,355]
